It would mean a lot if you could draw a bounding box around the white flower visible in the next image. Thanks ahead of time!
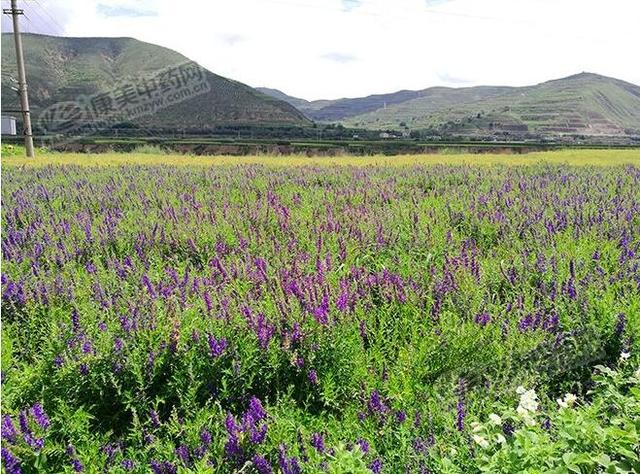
[471,421,483,433]
[620,352,631,361]
[634,367,640,378]
[472,434,490,449]
[496,434,506,444]
[557,393,577,409]
[520,398,538,412]
[516,386,527,395]
[518,389,539,412]
[488,414,502,426]
[517,402,537,426]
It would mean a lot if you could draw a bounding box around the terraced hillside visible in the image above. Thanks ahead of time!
[343,73,640,136]
[261,74,640,138]
[1,33,310,130]
[257,86,512,123]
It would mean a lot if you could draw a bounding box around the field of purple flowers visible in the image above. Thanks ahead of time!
[1,162,639,473]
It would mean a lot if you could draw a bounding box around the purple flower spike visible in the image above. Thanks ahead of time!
[250,423,268,444]
[456,399,465,432]
[370,458,383,473]
[207,334,228,358]
[356,438,370,454]
[150,460,177,474]
[71,459,84,472]
[252,455,273,474]
[614,313,626,337]
[368,390,389,418]
[224,433,243,461]
[18,411,29,435]
[150,409,161,428]
[175,444,190,465]
[1,415,18,444]
[308,369,319,385]
[31,404,50,430]
[1,447,22,474]
[310,432,325,453]
[248,397,267,422]
[200,428,212,446]
[474,312,491,327]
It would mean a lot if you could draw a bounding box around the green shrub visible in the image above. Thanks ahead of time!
[131,144,168,155]
[442,360,640,473]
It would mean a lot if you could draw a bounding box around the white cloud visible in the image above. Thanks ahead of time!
[321,52,358,63]
[96,4,158,18]
[341,0,362,12]
[7,0,640,100]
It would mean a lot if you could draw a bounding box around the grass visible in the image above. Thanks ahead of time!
[2,148,640,167]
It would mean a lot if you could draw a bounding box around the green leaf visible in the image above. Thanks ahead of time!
[596,454,611,468]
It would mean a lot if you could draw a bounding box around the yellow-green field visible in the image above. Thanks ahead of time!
[2,148,640,167]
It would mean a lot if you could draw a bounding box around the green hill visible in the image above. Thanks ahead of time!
[343,73,640,137]
[258,87,507,122]
[260,73,640,138]
[1,33,310,131]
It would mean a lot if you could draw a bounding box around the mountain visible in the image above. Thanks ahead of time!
[1,33,310,131]
[255,87,314,112]
[257,87,446,121]
[260,73,640,138]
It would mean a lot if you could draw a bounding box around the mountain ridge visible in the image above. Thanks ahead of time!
[1,33,310,131]
[259,73,640,137]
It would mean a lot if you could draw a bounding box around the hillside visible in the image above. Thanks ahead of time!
[1,33,310,131]
[258,87,507,122]
[255,87,315,112]
[343,73,640,137]
[261,74,640,138]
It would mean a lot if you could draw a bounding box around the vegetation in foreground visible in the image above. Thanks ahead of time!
[1,160,639,473]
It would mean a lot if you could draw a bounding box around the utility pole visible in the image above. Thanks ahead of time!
[3,0,35,157]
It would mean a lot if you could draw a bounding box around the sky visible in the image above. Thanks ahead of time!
[2,0,639,100]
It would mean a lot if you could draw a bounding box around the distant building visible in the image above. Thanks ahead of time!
[1,116,17,135]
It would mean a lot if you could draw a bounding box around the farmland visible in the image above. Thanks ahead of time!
[3,148,640,168]
[2,150,640,473]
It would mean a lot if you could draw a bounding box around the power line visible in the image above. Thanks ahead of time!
[1,0,65,35]
[21,12,37,33]
[32,0,65,34]
[25,4,63,35]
